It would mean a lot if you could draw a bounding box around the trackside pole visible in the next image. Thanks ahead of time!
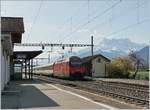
[91,36,94,77]
[91,36,94,57]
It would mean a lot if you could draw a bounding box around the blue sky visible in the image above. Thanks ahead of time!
[1,0,150,58]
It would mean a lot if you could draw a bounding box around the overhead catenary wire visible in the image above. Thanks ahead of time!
[60,0,122,42]
[91,0,149,42]
[63,0,148,43]
[53,1,89,43]
[95,18,150,42]
[16,0,148,55]
[89,0,148,33]
[26,0,43,41]
[58,1,91,43]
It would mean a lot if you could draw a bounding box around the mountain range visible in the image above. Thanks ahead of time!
[76,38,146,59]
[133,46,149,68]
[36,38,148,65]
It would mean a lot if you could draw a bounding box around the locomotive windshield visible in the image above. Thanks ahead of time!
[70,62,82,67]
[70,56,82,67]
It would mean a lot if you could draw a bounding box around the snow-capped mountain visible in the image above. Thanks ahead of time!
[99,38,145,53]
[76,38,146,59]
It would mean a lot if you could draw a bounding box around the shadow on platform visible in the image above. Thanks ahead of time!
[2,80,59,109]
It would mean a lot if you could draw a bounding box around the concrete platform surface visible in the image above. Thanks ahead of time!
[2,79,116,109]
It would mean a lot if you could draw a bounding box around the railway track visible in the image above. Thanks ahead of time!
[96,80,149,91]
[74,81,149,107]
[34,75,149,108]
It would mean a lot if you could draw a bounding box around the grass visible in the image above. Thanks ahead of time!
[130,70,149,80]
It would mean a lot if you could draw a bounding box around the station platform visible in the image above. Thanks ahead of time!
[2,79,113,109]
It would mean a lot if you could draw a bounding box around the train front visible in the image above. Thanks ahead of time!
[69,56,86,79]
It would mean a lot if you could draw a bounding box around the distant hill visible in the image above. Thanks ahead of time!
[76,47,127,59]
[76,38,146,59]
[133,46,149,68]
[99,38,145,53]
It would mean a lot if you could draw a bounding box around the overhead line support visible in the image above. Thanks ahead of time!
[14,43,93,47]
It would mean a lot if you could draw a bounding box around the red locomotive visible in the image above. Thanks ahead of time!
[53,56,86,79]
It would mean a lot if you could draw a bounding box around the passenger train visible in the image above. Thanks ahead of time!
[33,56,86,79]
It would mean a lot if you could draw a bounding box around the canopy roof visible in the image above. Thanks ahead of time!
[1,17,24,33]
[1,17,25,43]
[13,50,43,60]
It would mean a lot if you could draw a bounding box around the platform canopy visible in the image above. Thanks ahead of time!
[1,17,25,43]
[13,50,43,60]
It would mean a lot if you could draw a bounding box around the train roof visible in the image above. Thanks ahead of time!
[34,56,81,68]
[55,56,81,63]
[33,63,53,69]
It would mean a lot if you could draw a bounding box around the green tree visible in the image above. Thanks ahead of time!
[108,56,133,78]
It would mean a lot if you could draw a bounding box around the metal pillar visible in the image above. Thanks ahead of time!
[28,60,30,79]
[31,59,33,79]
[25,59,27,79]
[91,36,94,57]
[21,61,23,79]
[48,53,50,63]
[91,36,94,77]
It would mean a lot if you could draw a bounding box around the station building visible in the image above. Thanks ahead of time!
[1,17,24,91]
[82,54,111,77]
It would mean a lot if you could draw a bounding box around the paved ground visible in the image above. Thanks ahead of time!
[2,79,116,109]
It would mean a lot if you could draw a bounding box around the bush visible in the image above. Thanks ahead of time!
[107,57,133,78]
[107,64,130,78]
[107,56,149,80]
